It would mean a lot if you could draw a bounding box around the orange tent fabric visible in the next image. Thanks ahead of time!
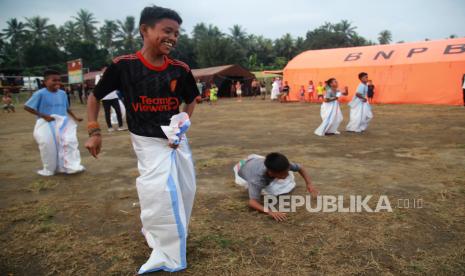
[284,38,465,105]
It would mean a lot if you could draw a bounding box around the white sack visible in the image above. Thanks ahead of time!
[33,115,85,176]
[133,112,196,274]
[314,101,343,136]
[346,98,373,132]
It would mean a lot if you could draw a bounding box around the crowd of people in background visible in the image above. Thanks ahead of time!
[195,78,267,104]
[268,77,376,104]
[191,76,377,105]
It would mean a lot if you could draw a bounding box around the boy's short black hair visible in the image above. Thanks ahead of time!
[139,6,182,38]
[265,152,290,172]
[44,69,60,79]
[358,72,368,80]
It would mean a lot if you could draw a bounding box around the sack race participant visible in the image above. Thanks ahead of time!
[85,6,199,273]
[314,78,348,136]
[24,69,85,176]
[234,154,296,196]
[346,72,373,133]
[233,153,318,222]
[134,112,195,273]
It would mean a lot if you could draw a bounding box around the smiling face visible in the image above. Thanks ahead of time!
[44,75,61,92]
[141,18,180,55]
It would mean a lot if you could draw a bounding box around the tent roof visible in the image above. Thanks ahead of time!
[192,64,255,79]
[286,38,465,70]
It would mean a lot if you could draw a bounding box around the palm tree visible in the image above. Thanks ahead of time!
[46,24,63,48]
[274,33,295,60]
[229,24,246,42]
[334,20,357,39]
[25,16,51,42]
[321,22,334,32]
[61,20,79,41]
[73,9,98,42]
[116,16,139,54]
[99,20,119,56]
[2,18,26,44]
[378,30,392,45]
[1,18,27,67]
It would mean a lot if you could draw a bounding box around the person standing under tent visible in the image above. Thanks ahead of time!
[280,81,290,103]
[307,80,315,102]
[316,81,325,102]
[270,78,280,101]
[209,83,218,105]
[230,81,236,98]
[196,79,202,95]
[346,72,373,133]
[314,78,348,136]
[299,85,306,102]
[251,78,260,99]
[235,81,243,102]
[85,6,199,273]
[367,80,375,104]
[260,81,267,100]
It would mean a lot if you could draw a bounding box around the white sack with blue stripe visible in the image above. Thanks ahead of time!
[33,115,85,176]
[314,100,343,136]
[132,112,196,274]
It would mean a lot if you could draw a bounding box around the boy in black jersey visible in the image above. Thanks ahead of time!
[85,6,199,273]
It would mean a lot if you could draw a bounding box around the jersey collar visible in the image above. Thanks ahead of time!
[136,51,169,72]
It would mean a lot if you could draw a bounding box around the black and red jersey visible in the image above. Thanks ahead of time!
[93,51,199,138]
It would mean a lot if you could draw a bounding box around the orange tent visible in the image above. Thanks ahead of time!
[284,38,465,105]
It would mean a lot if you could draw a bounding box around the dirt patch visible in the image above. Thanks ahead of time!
[1,99,464,275]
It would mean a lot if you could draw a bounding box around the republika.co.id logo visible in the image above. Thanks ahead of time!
[264,195,423,213]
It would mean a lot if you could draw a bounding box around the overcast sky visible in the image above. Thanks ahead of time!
[1,0,464,43]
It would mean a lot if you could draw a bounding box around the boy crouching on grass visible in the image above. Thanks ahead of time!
[234,152,318,221]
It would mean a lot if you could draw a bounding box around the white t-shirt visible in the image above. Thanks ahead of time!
[102,90,119,100]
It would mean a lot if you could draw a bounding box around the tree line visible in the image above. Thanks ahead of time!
[0,9,397,75]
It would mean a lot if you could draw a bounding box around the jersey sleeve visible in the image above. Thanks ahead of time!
[180,70,200,104]
[24,90,42,111]
[93,63,121,100]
